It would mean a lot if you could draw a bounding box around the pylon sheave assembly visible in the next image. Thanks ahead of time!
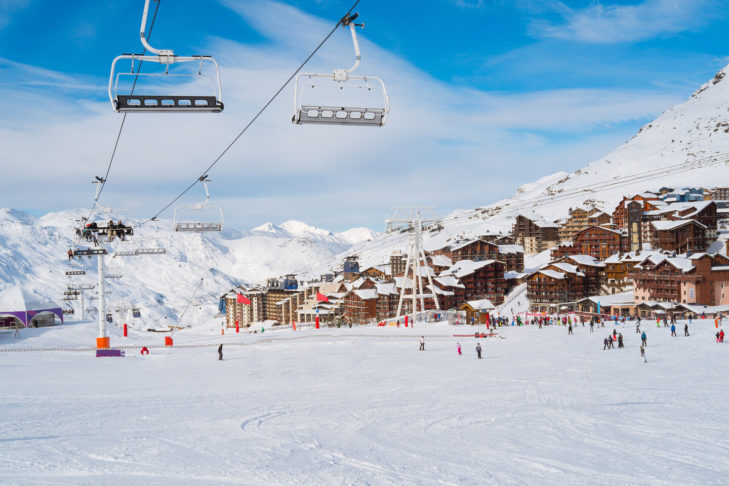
[293,13,390,126]
[109,0,223,113]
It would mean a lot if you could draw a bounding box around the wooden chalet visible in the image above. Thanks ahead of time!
[511,215,559,255]
[558,207,612,242]
[527,264,586,311]
[603,250,661,294]
[439,260,507,307]
[612,194,662,230]
[461,298,495,324]
[551,226,627,261]
[650,220,708,253]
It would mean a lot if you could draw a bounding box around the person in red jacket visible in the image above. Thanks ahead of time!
[140,346,149,356]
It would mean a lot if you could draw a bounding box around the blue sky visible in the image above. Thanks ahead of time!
[1,0,728,231]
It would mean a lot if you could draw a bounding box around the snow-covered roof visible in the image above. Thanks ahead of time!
[603,250,661,264]
[433,275,464,289]
[651,219,706,231]
[550,262,581,275]
[431,254,453,267]
[576,291,634,306]
[538,269,566,280]
[0,286,63,327]
[440,260,496,279]
[504,271,527,280]
[375,283,398,295]
[465,298,495,311]
[354,289,378,300]
[498,244,524,254]
[425,285,455,296]
[566,255,606,268]
[450,238,484,251]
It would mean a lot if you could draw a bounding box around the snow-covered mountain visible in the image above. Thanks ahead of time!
[3,64,729,326]
[0,208,374,328]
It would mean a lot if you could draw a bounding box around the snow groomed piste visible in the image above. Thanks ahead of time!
[2,318,728,484]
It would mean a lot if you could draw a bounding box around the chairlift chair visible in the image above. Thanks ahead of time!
[293,13,389,126]
[109,0,223,113]
[132,307,142,318]
[173,176,224,232]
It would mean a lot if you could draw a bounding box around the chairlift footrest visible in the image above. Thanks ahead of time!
[296,105,384,126]
[174,223,223,232]
[116,95,223,112]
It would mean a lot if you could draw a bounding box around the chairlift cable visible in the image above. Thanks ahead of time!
[84,0,162,228]
[141,0,361,225]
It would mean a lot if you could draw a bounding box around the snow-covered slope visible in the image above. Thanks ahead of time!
[0,209,373,328]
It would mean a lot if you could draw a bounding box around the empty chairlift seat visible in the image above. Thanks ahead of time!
[109,0,223,113]
[292,13,389,127]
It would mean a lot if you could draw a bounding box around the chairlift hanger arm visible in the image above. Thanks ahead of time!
[140,0,172,57]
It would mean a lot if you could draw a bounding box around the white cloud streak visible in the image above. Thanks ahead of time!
[530,0,715,43]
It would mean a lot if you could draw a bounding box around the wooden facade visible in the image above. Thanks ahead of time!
[650,220,708,253]
[527,269,586,310]
[612,194,661,229]
[512,215,559,255]
[551,226,627,261]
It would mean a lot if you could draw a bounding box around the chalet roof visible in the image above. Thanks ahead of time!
[707,240,727,255]
[450,238,485,252]
[464,298,495,311]
[498,244,524,254]
[393,276,415,290]
[576,225,622,236]
[431,254,453,267]
[651,219,706,231]
[575,291,634,307]
[566,255,606,268]
[433,275,466,289]
[426,285,455,296]
[375,283,398,295]
[550,262,583,275]
[656,256,695,273]
[603,249,661,264]
[441,260,497,279]
[504,271,527,280]
[354,289,378,300]
[518,213,558,228]
[538,269,566,280]
[318,282,347,295]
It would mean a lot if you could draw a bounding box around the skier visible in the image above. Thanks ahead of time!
[568,323,573,335]
[671,323,676,337]
[613,329,617,342]
[419,336,425,351]
[641,331,647,347]
[684,323,690,336]
[457,342,462,356]
[590,320,594,332]
[618,333,624,348]
[603,337,608,350]
[67,249,73,261]
[218,343,223,361]
[721,329,725,343]
[476,342,482,359]
[608,335,614,349]
[640,345,647,363]
[635,322,641,333]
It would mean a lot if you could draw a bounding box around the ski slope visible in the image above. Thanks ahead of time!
[2,319,728,485]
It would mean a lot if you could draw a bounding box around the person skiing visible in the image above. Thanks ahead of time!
[218,343,223,361]
[457,342,462,356]
[590,320,594,332]
[608,335,613,349]
[684,323,689,336]
[603,337,608,350]
[618,333,624,348]
[476,342,482,359]
[67,248,73,261]
[721,329,725,343]
[568,323,573,335]
[671,323,676,337]
[613,329,617,341]
[419,336,425,351]
[635,322,641,333]
[641,331,647,347]
[640,345,647,363]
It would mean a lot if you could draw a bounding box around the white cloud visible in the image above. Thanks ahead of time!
[530,0,716,43]
[0,0,684,231]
